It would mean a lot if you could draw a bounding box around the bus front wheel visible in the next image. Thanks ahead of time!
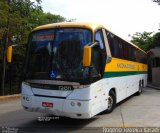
[104,90,116,114]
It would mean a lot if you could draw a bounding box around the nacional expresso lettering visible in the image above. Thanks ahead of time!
[117,63,135,69]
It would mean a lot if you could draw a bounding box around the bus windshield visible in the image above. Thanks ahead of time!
[26,28,92,84]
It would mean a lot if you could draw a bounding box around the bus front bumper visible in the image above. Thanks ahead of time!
[21,94,93,119]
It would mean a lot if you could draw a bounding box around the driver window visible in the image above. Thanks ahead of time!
[95,30,105,50]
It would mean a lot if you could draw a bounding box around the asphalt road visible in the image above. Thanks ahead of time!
[0,87,160,133]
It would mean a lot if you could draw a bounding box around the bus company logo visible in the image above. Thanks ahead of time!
[58,86,72,91]
[117,63,135,69]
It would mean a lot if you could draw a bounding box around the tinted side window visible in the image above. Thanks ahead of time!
[135,49,147,64]
[106,32,121,58]
[106,30,146,63]
[106,32,117,57]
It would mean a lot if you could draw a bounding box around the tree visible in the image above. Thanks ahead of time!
[0,0,42,57]
[0,0,42,95]
[153,0,160,5]
[130,31,160,51]
[0,0,40,95]
[130,31,153,51]
[29,9,66,30]
[150,32,160,48]
[0,0,42,43]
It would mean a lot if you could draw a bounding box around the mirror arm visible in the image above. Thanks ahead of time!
[88,42,99,47]
[106,56,112,63]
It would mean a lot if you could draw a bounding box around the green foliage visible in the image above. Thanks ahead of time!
[151,32,160,48]
[29,9,66,29]
[0,0,9,39]
[153,0,160,5]
[130,31,153,51]
[131,31,160,51]
[0,0,42,46]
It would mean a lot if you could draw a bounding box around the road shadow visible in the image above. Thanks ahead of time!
[18,115,99,133]
[0,108,99,133]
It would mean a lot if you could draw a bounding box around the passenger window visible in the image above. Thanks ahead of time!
[95,30,105,50]
[106,32,120,58]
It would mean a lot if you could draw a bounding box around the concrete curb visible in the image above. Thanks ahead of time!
[0,94,21,101]
[147,84,160,90]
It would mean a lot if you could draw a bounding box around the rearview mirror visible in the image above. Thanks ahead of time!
[83,46,92,67]
[82,42,99,67]
[7,45,13,63]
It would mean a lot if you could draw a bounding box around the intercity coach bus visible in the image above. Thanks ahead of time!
[13,22,147,119]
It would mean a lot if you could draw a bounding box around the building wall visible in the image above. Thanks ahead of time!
[152,67,160,86]
[149,48,160,57]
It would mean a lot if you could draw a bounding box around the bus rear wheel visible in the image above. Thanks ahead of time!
[135,80,143,96]
[104,90,116,114]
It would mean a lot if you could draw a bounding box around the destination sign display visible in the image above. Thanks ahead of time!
[32,35,54,41]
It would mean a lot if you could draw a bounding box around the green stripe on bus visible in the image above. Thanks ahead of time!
[103,71,147,78]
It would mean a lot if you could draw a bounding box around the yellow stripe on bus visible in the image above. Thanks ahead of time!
[105,58,148,72]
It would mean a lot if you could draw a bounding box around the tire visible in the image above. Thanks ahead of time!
[104,90,116,114]
[135,81,142,96]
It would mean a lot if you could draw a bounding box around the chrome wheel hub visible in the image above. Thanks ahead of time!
[108,96,113,110]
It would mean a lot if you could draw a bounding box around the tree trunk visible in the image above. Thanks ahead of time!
[1,33,8,95]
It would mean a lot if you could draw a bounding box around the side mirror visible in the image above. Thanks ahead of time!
[83,46,92,67]
[82,42,99,67]
[7,45,13,63]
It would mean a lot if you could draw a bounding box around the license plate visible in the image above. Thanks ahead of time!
[42,102,53,108]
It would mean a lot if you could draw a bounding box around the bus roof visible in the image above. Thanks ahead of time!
[32,22,103,32]
[32,22,146,54]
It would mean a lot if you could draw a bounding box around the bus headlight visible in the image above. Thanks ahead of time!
[77,102,81,107]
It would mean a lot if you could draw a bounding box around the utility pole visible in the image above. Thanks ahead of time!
[1,0,10,96]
